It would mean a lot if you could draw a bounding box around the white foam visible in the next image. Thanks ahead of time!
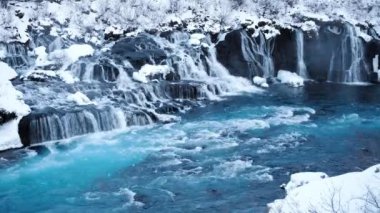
[214,159,253,178]
[115,188,144,208]
[67,92,95,105]
[132,64,172,83]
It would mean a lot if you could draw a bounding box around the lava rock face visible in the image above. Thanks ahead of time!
[216,30,253,79]
[272,28,298,74]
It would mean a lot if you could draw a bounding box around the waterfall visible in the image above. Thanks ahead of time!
[0,42,30,70]
[240,31,274,78]
[328,23,366,83]
[17,31,259,146]
[296,29,308,79]
[20,107,129,145]
[374,55,379,80]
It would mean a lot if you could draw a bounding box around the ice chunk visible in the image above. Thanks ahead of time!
[253,76,269,88]
[277,70,304,87]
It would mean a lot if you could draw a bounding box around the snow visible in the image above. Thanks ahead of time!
[22,70,57,80]
[46,44,94,69]
[277,70,304,87]
[0,64,30,116]
[359,32,373,42]
[253,76,269,88]
[58,71,78,84]
[21,70,78,84]
[0,62,30,151]
[283,172,329,192]
[0,0,379,44]
[67,92,95,105]
[132,64,172,83]
[0,61,17,80]
[268,164,380,213]
[34,46,53,67]
[0,119,24,151]
[189,33,206,46]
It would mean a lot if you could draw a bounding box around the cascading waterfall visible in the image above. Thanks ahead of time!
[240,31,275,78]
[296,29,308,78]
[20,107,128,145]
[0,42,30,69]
[18,31,257,145]
[328,23,366,83]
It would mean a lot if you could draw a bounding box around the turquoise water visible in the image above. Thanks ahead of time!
[1,83,380,212]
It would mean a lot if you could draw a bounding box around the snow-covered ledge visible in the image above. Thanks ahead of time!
[0,62,30,151]
[268,165,380,213]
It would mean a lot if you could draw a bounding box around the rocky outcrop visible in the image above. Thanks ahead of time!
[217,21,380,83]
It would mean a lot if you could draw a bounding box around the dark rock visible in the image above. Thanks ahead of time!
[111,34,167,69]
[0,110,17,126]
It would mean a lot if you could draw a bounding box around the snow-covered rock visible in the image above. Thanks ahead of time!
[283,172,329,192]
[0,62,18,80]
[0,64,30,151]
[0,119,24,151]
[0,66,30,116]
[22,70,58,81]
[132,64,172,83]
[67,92,94,106]
[268,165,380,213]
[34,46,53,67]
[189,33,207,46]
[277,70,304,87]
[48,44,94,68]
[253,76,269,88]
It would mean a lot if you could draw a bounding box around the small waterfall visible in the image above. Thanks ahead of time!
[0,42,30,70]
[374,55,379,80]
[20,107,129,145]
[296,29,308,78]
[328,23,366,83]
[240,31,274,77]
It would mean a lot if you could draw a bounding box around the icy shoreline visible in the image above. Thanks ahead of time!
[268,165,380,213]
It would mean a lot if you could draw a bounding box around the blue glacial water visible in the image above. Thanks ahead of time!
[0,83,380,212]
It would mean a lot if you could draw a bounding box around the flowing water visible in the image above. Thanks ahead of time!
[1,83,380,212]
